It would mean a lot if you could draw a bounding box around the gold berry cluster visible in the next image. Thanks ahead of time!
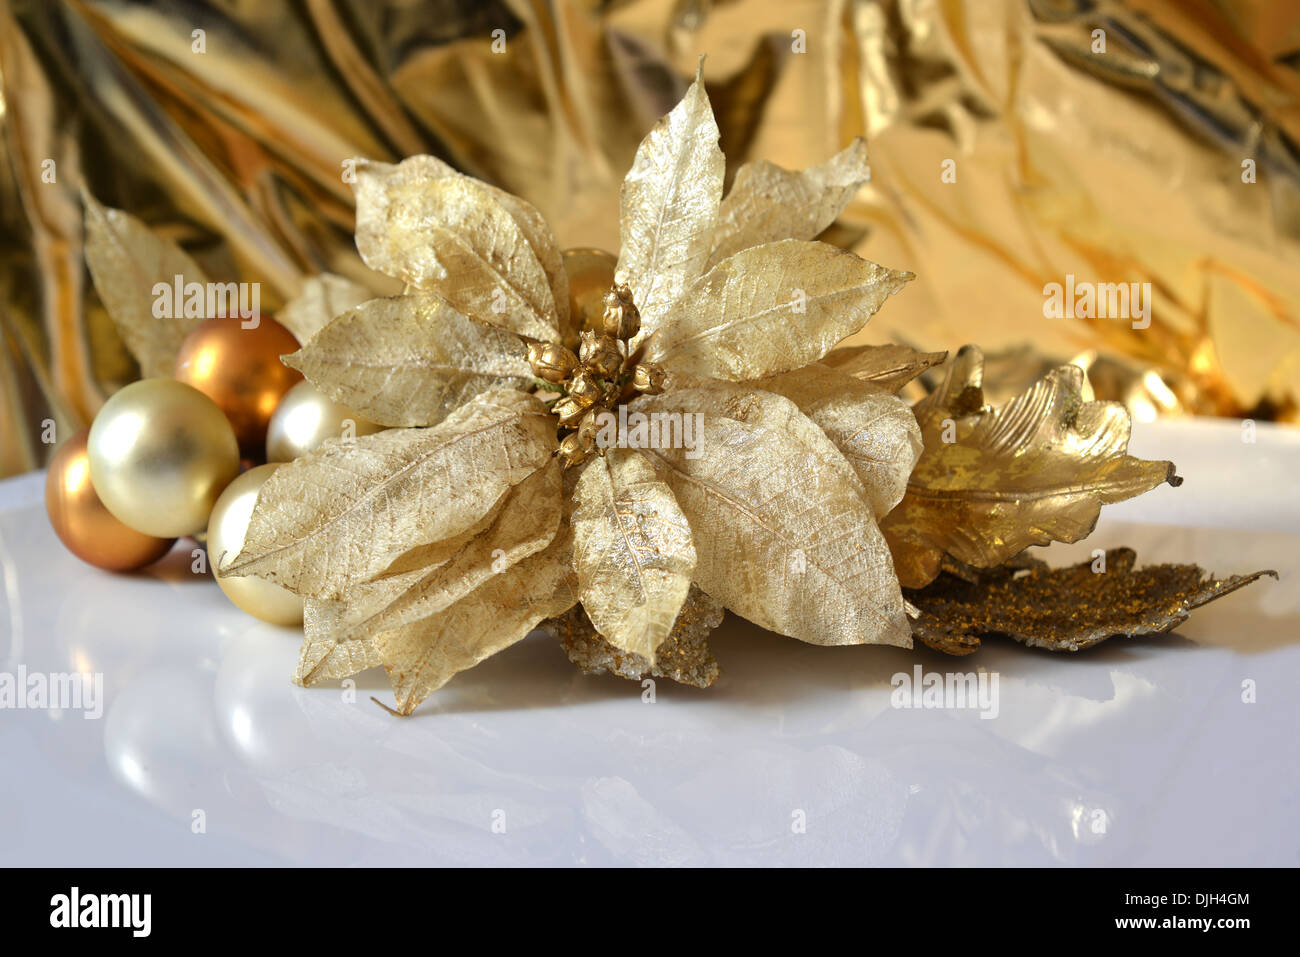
[528,283,666,468]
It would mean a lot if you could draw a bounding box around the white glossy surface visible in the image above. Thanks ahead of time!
[2,419,1297,866]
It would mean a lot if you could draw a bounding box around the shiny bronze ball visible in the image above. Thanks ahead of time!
[174,315,303,457]
[88,378,241,538]
[45,429,176,571]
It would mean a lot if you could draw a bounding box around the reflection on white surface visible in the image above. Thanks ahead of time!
[0,420,1297,866]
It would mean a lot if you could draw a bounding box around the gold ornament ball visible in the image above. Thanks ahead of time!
[207,464,303,626]
[562,248,617,334]
[45,429,176,572]
[173,315,303,458]
[88,378,241,538]
[266,380,383,462]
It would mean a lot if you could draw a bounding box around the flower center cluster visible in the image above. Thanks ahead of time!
[529,283,666,468]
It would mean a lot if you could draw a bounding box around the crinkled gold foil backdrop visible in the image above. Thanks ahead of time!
[2,0,1297,477]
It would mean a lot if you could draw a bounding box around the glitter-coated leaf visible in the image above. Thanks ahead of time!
[356,460,562,639]
[707,138,871,267]
[821,343,949,393]
[224,389,555,599]
[81,191,209,377]
[276,272,374,345]
[353,157,560,342]
[617,67,723,344]
[753,363,922,518]
[292,500,517,685]
[636,387,911,648]
[549,585,724,688]
[572,449,696,663]
[909,548,1277,655]
[881,345,1181,589]
[296,597,385,686]
[374,526,579,715]
[661,375,868,497]
[353,154,570,338]
[284,293,532,427]
[649,240,913,380]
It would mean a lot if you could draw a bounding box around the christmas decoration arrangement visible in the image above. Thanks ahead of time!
[45,72,1272,715]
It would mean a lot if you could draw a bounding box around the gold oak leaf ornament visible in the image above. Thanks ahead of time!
[218,67,1249,715]
[907,549,1277,655]
[880,344,1182,589]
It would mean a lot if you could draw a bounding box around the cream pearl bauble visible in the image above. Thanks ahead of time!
[207,464,303,626]
[266,380,382,462]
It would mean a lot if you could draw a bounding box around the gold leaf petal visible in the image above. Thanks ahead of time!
[292,501,513,686]
[650,240,912,380]
[821,343,949,393]
[352,157,560,342]
[753,364,922,518]
[296,598,383,686]
[909,548,1277,655]
[224,389,555,599]
[881,345,1181,588]
[636,388,911,648]
[276,272,373,345]
[283,293,532,427]
[572,449,696,663]
[549,585,724,689]
[374,527,579,716]
[656,375,867,498]
[353,154,570,338]
[617,66,723,343]
[358,459,562,639]
[487,185,571,343]
[81,191,210,377]
[707,138,870,267]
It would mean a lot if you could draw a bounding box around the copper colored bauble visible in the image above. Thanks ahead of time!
[88,378,241,538]
[174,315,303,456]
[44,429,175,572]
[266,380,383,463]
[207,464,303,626]
[561,248,617,335]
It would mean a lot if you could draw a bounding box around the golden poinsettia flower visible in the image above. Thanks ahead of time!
[223,71,934,715]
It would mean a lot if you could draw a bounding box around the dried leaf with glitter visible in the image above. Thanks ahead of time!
[908,548,1277,655]
[550,585,724,689]
[648,240,913,380]
[881,345,1181,589]
[753,363,922,518]
[636,387,911,648]
[617,66,724,344]
[572,449,696,663]
[81,191,210,378]
[284,293,533,427]
[276,272,375,345]
[223,389,555,599]
[295,597,384,686]
[352,158,560,342]
[820,343,949,393]
[373,528,578,716]
[293,499,527,686]
[707,138,871,267]
[356,460,562,640]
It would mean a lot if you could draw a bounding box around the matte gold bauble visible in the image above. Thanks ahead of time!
[562,248,617,334]
[45,429,176,572]
[88,378,241,538]
[266,380,383,462]
[173,315,303,458]
[207,464,303,626]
